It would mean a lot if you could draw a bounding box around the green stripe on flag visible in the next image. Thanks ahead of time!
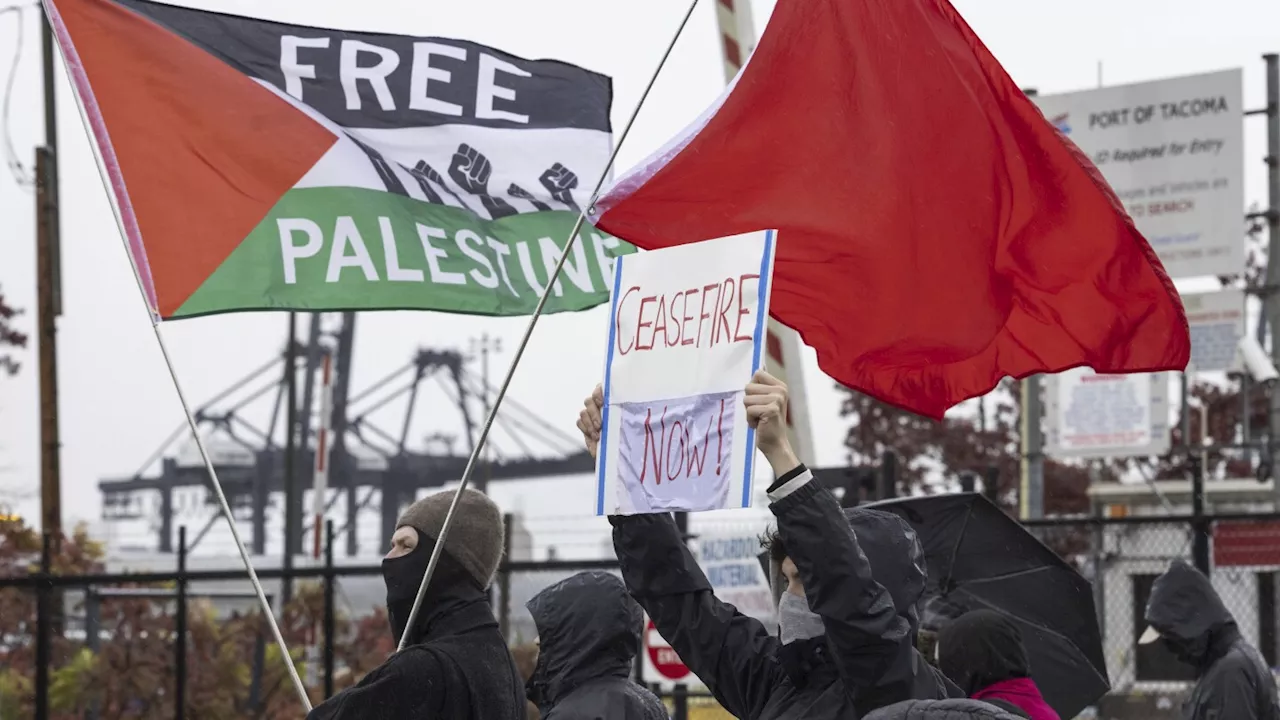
[174,187,636,319]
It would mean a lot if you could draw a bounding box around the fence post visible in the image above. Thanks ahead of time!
[248,629,266,711]
[1190,455,1211,574]
[176,525,188,720]
[35,531,51,720]
[878,450,898,500]
[983,466,1000,506]
[85,587,101,720]
[672,683,688,720]
[1089,496,1107,638]
[324,520,336,700]
[499,513,513,641]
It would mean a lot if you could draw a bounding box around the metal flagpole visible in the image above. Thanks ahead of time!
[150,334,314,711]
[43,2,312,708]
[396,0,705,652]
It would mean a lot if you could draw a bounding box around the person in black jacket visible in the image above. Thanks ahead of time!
[863,699,1028,720]
[307,489,525,720]
[936,610,1055,720]
[1140,559,1279,720]
[577,371,961,720]
[525,571,667,719]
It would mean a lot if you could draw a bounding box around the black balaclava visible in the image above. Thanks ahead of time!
[381,529,486,646]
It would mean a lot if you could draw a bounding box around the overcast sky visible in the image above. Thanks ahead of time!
[1,0,1277,533]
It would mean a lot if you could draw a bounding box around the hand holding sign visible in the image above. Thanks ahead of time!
[744,371,791,459]
[578,384,604,460]
[580,370,795,467]
[592,230,778,516]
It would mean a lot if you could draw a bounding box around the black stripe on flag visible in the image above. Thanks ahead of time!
[111,0,613,133]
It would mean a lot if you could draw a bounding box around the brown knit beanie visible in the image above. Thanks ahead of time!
[396,488,504,589]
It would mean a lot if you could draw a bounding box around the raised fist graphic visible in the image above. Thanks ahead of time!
[508,183,551,212]
[347,132,409,197]
[539,163,580,212]
[450,144,495,195]
[409,160,445,204]
[449,143,517,219]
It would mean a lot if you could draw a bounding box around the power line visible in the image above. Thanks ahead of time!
[0,3,35,188]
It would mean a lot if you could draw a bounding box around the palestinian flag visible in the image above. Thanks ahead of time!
[46,0,629,320]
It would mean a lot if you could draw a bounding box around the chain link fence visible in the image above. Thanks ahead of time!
[5,511,1280,719]
[1026,512,1280,719]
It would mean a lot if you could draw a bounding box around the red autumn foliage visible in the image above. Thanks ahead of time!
[0,287,25,377]
[0,517,395,719]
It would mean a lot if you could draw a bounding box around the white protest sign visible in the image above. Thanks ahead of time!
[1044,369,1171,459]
[594,230,777,516]
[1032,70,1244,279]
[1182,288,1246,373]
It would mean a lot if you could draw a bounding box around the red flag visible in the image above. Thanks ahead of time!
[592,0,1189,419]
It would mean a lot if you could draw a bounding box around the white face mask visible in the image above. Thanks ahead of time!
[778,592,826,645]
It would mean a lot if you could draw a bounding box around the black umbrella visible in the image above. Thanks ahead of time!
[864,492,1109,719]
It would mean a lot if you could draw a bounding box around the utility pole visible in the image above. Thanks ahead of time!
[1019,87,1046,521]
[36,150,59,547]
[37,6,62,551]
[1263,54,1280,492]
[1019,365,1045,519]
[470,334,501,494]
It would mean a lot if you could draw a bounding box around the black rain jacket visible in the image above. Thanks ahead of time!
[307,548,524,720]
[1145,559,1279,720]
[611,466,960,720]
[863,699,1028,720]
[525,571,667,720]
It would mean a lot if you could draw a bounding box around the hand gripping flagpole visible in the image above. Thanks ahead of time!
[396,0,704,653]
[44,3,313,709]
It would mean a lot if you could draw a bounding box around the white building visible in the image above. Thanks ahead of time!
[1087,479,1280,697]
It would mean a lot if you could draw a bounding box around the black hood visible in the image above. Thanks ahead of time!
[845,507,928,632]
[525,571,641,707]
[767,507,927,631]
[937,609,1030,695]
[1144,559,1236,665]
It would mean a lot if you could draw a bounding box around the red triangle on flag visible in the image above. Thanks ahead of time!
[47,0,337,317]
[593,0,1189,419]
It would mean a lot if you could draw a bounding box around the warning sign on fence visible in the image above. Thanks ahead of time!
[1044,368,1172,459]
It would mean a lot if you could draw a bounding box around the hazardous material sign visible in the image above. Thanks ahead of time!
[1044,369,1172,459]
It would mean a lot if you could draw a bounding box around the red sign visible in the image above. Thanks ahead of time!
[1214,521,1280,567]
[645,620,690,680]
